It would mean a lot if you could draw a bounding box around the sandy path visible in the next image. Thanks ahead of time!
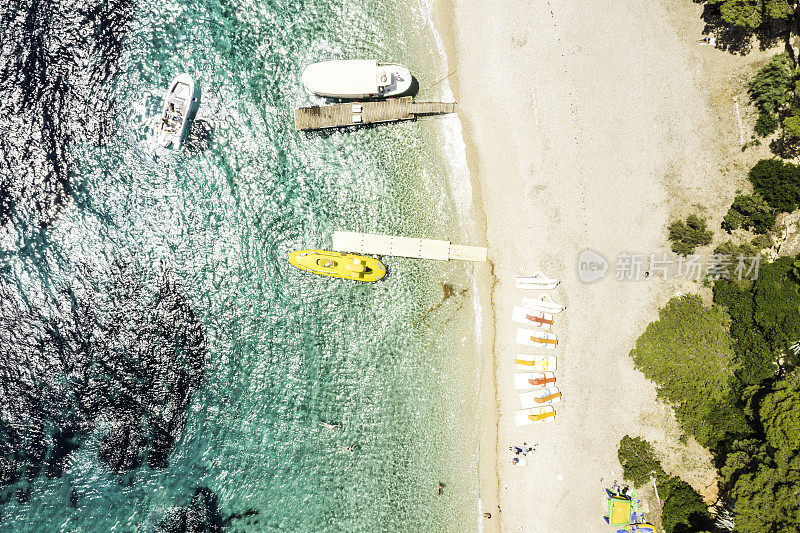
[435,1,726,530]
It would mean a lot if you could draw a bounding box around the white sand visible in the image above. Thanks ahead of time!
[432,0,744,530]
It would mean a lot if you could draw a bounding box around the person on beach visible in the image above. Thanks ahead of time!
[437,482,444,495]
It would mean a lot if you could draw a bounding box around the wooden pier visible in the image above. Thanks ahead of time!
[294,97,456,131]
[332,231,487,263]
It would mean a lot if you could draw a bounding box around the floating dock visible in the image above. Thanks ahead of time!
[294,96,456,131]
[332,231,487,263]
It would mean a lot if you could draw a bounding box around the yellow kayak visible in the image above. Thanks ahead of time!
[288,250,386,282]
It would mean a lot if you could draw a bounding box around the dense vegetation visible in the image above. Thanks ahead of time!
[617,436,712,532]
[705,0,796,31]
[667,215,713,255]
[630,257,800,531]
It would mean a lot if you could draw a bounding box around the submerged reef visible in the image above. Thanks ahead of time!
[0,259,205,492]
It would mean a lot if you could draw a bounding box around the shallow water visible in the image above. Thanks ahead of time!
[0,0,480,530]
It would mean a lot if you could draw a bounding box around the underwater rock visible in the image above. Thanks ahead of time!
[156,487,223,533]
[0,259,206,491]
[0,0,134,230]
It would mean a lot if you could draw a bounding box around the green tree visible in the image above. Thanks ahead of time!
[752,256,800,361]
[749,52,794,115]
[629,295,746,448]
[618,436,666,487]
[708,0,795,30]
[713,279,776,388]
[755,111,780,136]
[748,158,800,212]
[730,449,800,532]
[658,476,712,533]
[760,370,800,452]
[723,193,776,234]
[668,215,713,256]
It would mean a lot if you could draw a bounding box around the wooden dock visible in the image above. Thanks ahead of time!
[294,96,456,131]
[332,231,487,263]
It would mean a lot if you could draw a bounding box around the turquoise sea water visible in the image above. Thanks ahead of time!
[0,0,481,530]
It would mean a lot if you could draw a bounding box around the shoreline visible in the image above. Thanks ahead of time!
[430,1,500,531]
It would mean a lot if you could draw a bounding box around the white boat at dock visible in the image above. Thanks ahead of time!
[156,73,197,149]
[301,60,412,99]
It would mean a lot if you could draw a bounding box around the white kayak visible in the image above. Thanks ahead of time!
[522,294,566,313]
[515,355,557,371]
[514,372,556,390]
[520,386,562,408]
[517,328,558,349]
[511,306,553,329]
[516,271,559,290]
[514,406,556,426]
[156,73,197,149]
[301,59,412,99]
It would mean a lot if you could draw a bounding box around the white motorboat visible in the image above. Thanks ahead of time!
[156,73,197,149]
[301,59,412,99]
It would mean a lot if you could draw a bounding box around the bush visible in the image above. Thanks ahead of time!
[722,209,744,231]
[748,158,800,212]
[668,215,713,255]
[755,112,779,136]
[724,193,776,234]
[618,436,666,487]
[751,233,774,249]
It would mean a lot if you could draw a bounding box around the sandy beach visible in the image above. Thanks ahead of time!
[432,0,767,530]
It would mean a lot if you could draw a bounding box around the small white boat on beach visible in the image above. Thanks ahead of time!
[514,372,556,390]
[520,386,562,408]
[517,328,558,349]
[301,59,412,99]
[515,355,557,371]
[514,406,556,426]
[511,306,553,329]
[522,294,566,314]
[156,73,197,149]
[516,272,559,290]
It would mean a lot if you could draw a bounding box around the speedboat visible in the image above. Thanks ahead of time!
[156,73,196,149]
[301,60,412,99]
[288,250,386,282]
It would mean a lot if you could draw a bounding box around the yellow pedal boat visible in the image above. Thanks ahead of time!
[288,250,386,282]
